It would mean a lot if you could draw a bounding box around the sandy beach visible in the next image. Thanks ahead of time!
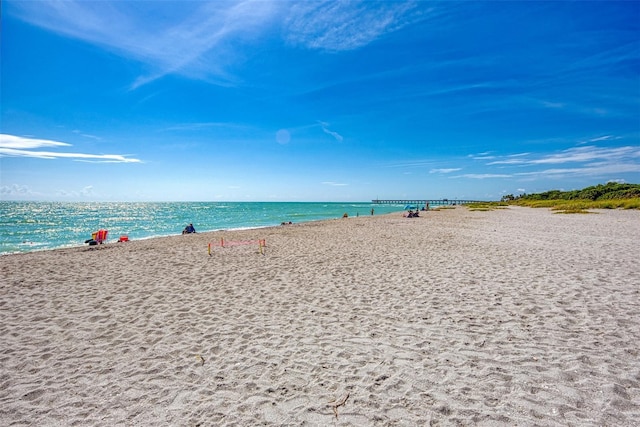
[1,206,639,426]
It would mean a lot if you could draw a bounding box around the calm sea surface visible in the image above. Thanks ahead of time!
[0,202,404,255]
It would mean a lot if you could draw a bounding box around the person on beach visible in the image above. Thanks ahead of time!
[182,223,196,234]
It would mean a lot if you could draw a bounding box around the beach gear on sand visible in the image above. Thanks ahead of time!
[94,229,108,244]
[86,229,108,246]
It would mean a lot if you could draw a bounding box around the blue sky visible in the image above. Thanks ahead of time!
[1,1,639,202]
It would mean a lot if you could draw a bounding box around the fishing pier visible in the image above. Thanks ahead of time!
[372,199,481,207]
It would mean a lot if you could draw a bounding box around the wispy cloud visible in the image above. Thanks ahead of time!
[486,145,640,166]
[487,152,532,165]
[322,181,348,186]
[487,158,527,166]
[318,121,344,142]
[386,160,438,168]
[469,143,640,181]
[469,154,496,161]
[456,173,512,179]
[430,168,461,174]
[72,130,102,141]
[8,1,279,88]
[579,135,616,144]
[530,146,639,165]
[8,1,430,89]
[515,162,640,179]
[284,1,421,52]
[0,134,141,163]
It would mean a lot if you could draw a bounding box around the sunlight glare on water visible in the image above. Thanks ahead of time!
[0,201,403,255]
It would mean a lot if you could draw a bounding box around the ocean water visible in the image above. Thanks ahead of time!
[0,202,404,255]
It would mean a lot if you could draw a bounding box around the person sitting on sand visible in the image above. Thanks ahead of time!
[182,223,196,234]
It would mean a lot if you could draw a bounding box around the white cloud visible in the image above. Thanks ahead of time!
[0,134,70,149]
[457,174,512,179]
[285,1,421,52]
[530,146,640,165]
[581,135,615,144]
[515,162,640,178]
[487,158,527,165]
[319,122,344,142]
[8,1,425,88]
[8,1,279,88]
[481,144,640,169]
[0,134,142,163]
[8,1,422,88]
[386,160,436,168]
[72,130,102,141]
[322,181,348,186]
[430,168,461,174]
[0,184,33,196]
[80,186,94,196]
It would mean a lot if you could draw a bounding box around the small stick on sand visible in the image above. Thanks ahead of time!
[328,392,349,419]
[196,355,205,366]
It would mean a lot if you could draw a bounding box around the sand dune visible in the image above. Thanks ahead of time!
[1,206,639,425]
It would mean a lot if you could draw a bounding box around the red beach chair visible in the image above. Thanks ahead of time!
[95,229,108,244]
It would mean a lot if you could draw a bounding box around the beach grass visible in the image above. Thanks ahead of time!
[466,202,509,211]
[514,198,640,213]
[467,198,640,213]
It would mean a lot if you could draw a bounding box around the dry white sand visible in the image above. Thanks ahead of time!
[1,206,639,426]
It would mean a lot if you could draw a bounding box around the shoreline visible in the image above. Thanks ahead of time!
[0,212,403,257]
[2,206,639,425]
[0,201,404,256]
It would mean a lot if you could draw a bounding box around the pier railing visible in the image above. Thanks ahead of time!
[371,199,482,206]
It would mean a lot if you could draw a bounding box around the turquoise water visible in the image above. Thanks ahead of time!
[0,202,403,255]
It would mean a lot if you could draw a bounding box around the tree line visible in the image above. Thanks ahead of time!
[501,182,640,202]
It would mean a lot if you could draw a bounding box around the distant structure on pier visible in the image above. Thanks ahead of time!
[371,198,481,206]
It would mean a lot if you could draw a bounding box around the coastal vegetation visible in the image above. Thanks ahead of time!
[466,202,508,212]
[473,183,640,213]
